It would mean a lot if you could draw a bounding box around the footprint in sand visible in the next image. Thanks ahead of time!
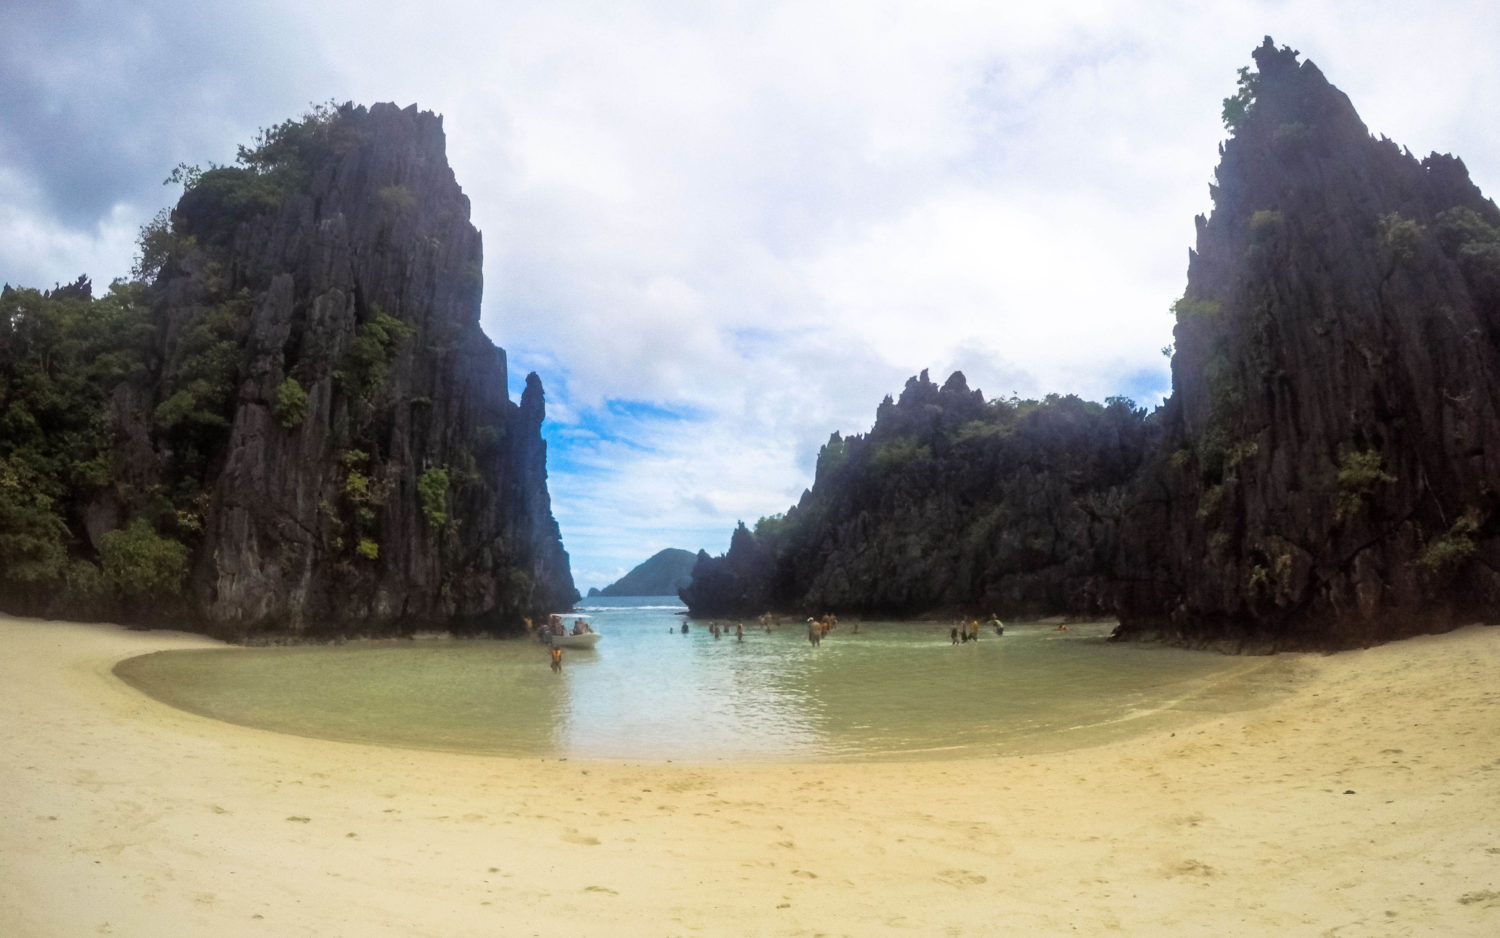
[1166,859,1218,878]
[1457,890,1500,907]
[583,885,618,895]
[562,829,601,846]
[935,869,987,887]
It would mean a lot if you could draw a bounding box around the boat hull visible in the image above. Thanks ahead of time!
[546,632,601,648]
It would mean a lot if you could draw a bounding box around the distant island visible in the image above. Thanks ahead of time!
[589,548,697,597]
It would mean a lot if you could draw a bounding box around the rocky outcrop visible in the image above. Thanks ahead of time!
[681,371,1155,618]
[1112,39,1500,648]
[2,102,577,637]
[684,39,1500,648]
[178,103,577,635]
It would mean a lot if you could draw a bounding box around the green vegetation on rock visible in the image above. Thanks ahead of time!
[417,467,449,528]
[98,518,189,601]
[271,377,309,428]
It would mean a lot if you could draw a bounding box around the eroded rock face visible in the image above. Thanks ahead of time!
[680,371,1155,620]
[1113,39,1500,648]
[683,41,1500,649]
[154,103,576,636]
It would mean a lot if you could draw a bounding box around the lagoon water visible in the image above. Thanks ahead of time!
[116,597,1289,762]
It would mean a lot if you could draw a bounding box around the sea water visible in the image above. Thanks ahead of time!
[115,597,1295,762]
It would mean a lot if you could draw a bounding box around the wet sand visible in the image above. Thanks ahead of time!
[2,613,1497,936]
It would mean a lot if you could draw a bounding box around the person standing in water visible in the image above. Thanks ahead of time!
[549,645,562,673]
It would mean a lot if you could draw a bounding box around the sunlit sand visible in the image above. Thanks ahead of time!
[3,614,1497,936]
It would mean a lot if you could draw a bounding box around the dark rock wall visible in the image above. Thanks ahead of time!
[685,41,1500,649]
[157,103,576,635]
[681,371,1155,619]
[1114,40,1500,647]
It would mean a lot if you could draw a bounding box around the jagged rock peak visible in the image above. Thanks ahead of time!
[143,101,576,636]
[1115,38,1500,648]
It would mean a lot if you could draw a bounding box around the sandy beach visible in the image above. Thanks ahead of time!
[2,615,1497,936]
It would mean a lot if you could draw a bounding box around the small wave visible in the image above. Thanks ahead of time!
[576,604,686,612]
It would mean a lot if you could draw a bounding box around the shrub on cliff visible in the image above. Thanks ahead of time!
[271,377,309,428]
[98,519,189,601]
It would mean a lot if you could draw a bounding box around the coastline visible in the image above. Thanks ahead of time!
[2,614,1497,936]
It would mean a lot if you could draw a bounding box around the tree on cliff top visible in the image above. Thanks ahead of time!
[1221,36,1301,134]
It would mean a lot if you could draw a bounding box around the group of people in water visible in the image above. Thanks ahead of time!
[536,607,1052,670]
[807,613,843,645]
[679,612,856,645]
[701,621,745,641]
[951,614,1006,644]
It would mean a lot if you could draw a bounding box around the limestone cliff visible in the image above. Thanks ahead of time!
[1,102,577,637]
[1113,39,1500,647]
[680,372,1154,618]
[683,40,1500,648]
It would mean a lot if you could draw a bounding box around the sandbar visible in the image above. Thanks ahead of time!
[2,613,1497,936]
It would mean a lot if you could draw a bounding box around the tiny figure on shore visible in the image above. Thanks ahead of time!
[1057,624,1068,631]
[809,618,822,646]
[969,619,980,642]
[950,625,959,645]
[990,613,1004,636]
[550,646,562,672]
[681,622,689,634]
[735,622,744,642]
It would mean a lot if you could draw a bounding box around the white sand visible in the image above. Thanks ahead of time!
[2,613,1498,937]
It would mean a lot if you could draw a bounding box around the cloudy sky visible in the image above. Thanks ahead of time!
[4,2,1497,591]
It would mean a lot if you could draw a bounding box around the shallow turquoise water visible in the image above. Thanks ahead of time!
[116,597,1285,762]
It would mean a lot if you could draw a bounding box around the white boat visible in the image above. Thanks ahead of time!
[545,630,601,648]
